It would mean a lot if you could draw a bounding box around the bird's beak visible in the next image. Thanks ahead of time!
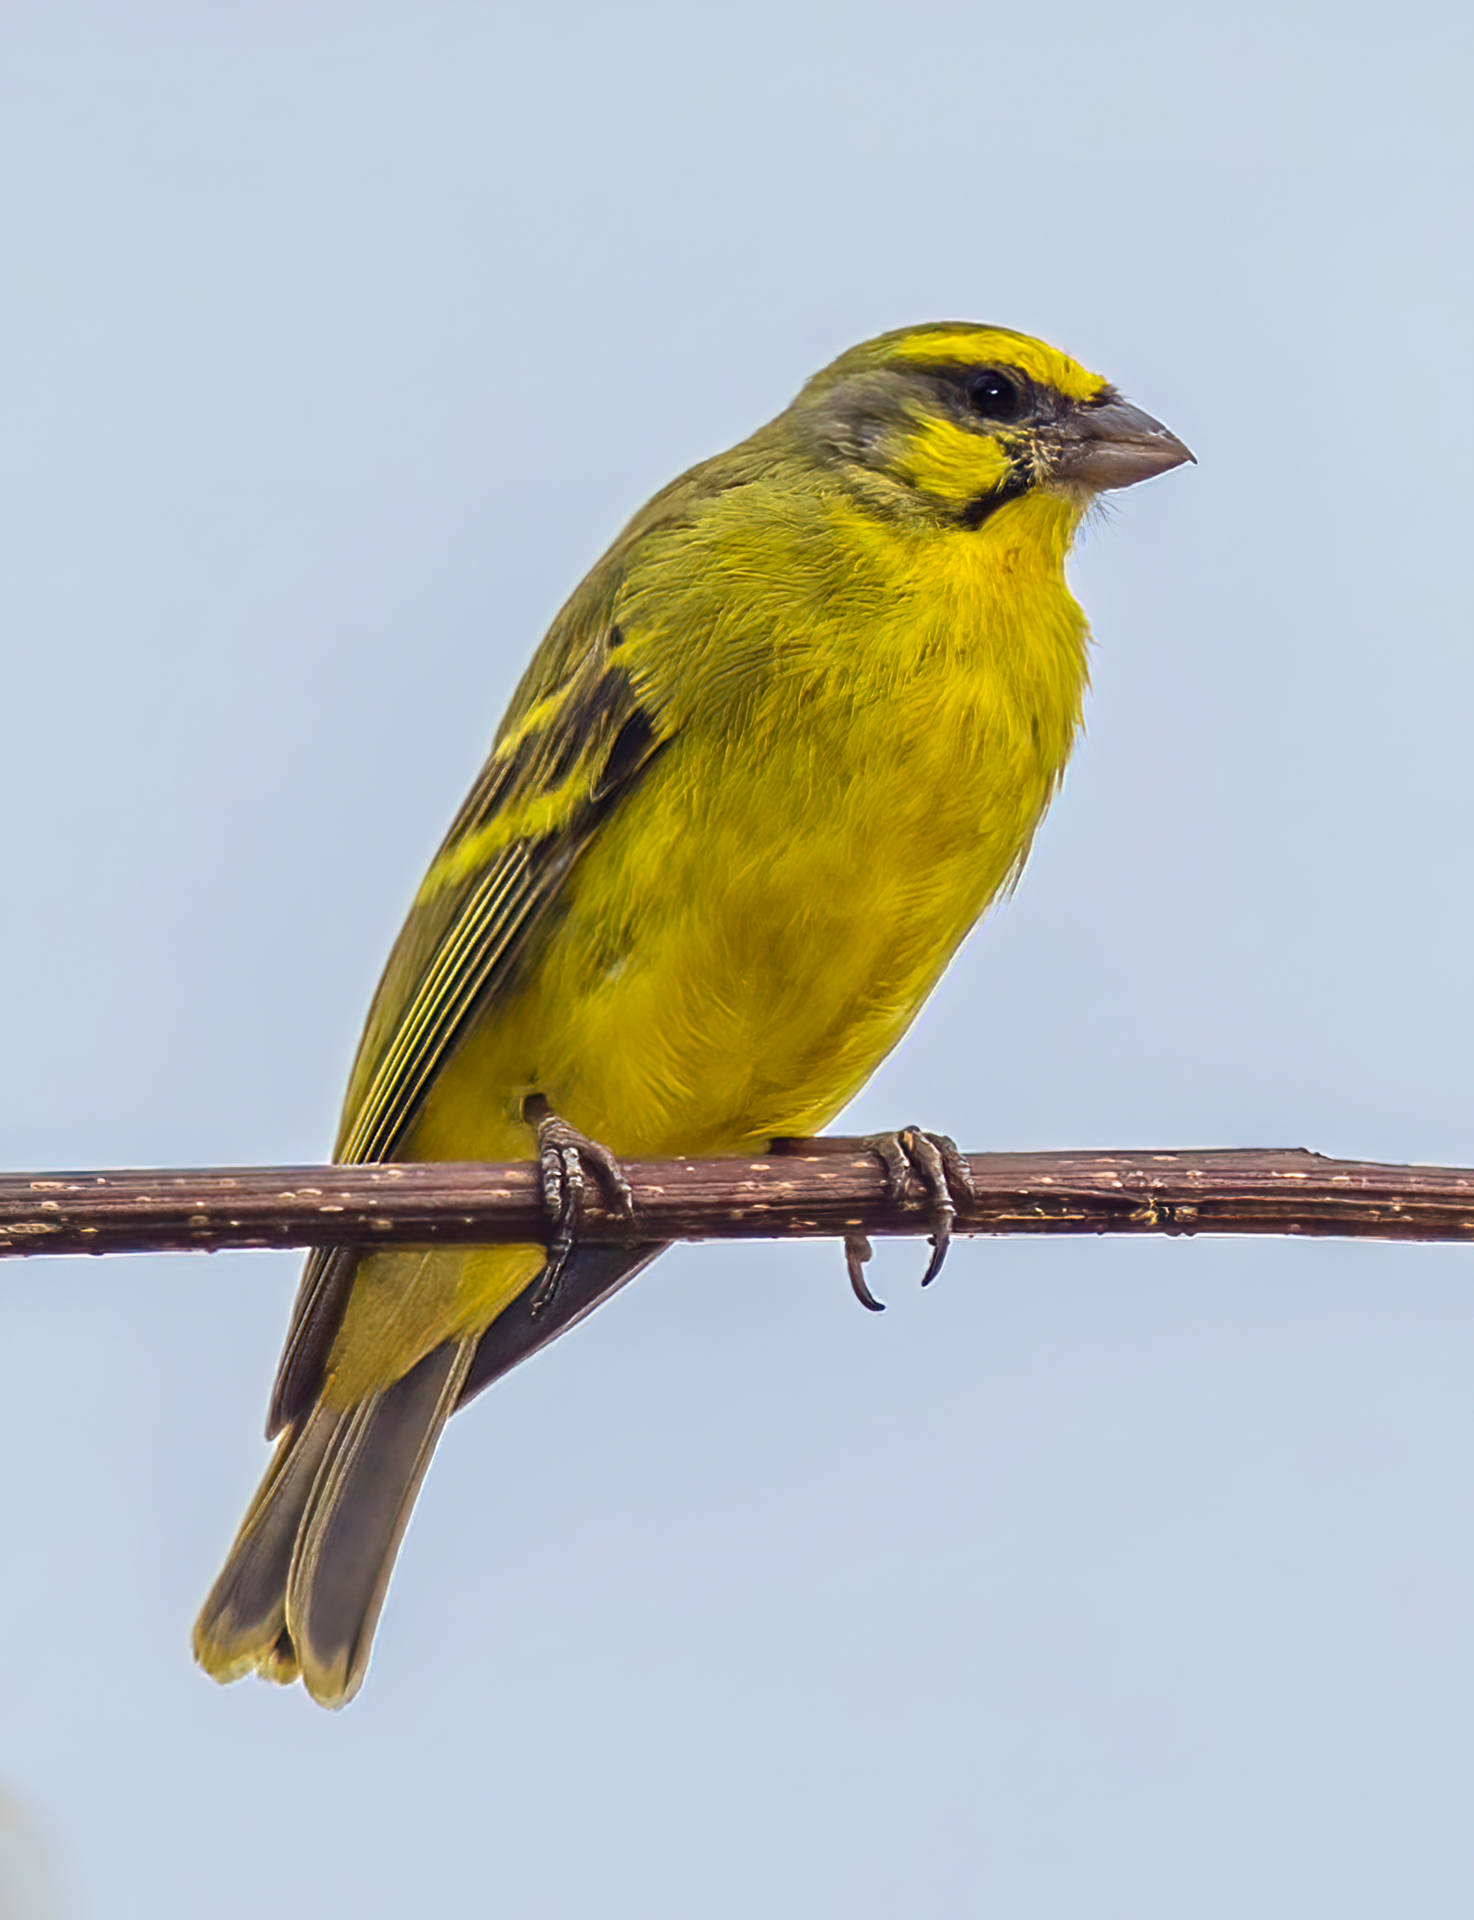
[1047,399,1195,491]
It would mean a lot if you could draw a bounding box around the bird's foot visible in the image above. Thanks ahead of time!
[523,1097,634,1318]
[863,1126,976,1289]
[769,1127,973,1307]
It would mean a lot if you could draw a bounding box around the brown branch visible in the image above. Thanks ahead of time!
[1,1147,1473,1261]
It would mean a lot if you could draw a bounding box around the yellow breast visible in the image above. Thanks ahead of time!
[410,484,1091,1163]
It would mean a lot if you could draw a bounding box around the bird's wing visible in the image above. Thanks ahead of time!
[267,622,668,1436]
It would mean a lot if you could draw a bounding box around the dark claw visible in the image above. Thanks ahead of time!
[863,1125,972,1289]
[525,1100,635,1319]
[921,1221,955,1282]
[902,1130,954,1286]
[844,1231,885,1312]
[529,1268,560,1318]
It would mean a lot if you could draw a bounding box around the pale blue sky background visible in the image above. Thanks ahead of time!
[3,1,1472,1914]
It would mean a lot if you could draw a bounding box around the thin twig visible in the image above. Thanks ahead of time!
[1,1147,1472,1260]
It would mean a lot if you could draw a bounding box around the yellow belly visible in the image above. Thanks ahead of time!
[325,496,1090,1403]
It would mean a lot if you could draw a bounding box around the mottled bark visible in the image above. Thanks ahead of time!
[3,1147,1473,1260]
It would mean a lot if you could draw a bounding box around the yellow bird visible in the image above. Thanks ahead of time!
[194,322,1192,1706]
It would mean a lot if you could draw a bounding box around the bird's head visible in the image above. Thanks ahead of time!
[789,322,1193,531]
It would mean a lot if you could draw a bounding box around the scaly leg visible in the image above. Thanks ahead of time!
[523,1095,635,1319]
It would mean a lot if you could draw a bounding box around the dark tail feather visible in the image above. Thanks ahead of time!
[195,1249,662,1705]
[193,1337,473,1707]
[192,1406,337,1686]
[458,1242,666,1409]
[283,1338,474,1707]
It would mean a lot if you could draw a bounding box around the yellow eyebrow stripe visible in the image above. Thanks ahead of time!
[888,328,1106,403]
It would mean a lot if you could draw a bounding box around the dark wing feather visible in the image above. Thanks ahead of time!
[267,628,666,1437]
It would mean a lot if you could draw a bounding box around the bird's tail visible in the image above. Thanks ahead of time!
[192,1338,474,1707]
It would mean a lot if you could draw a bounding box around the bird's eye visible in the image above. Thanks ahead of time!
[967,369,1024,423]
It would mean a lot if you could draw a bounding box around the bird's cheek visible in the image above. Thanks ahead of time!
[897,417,1015,509]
